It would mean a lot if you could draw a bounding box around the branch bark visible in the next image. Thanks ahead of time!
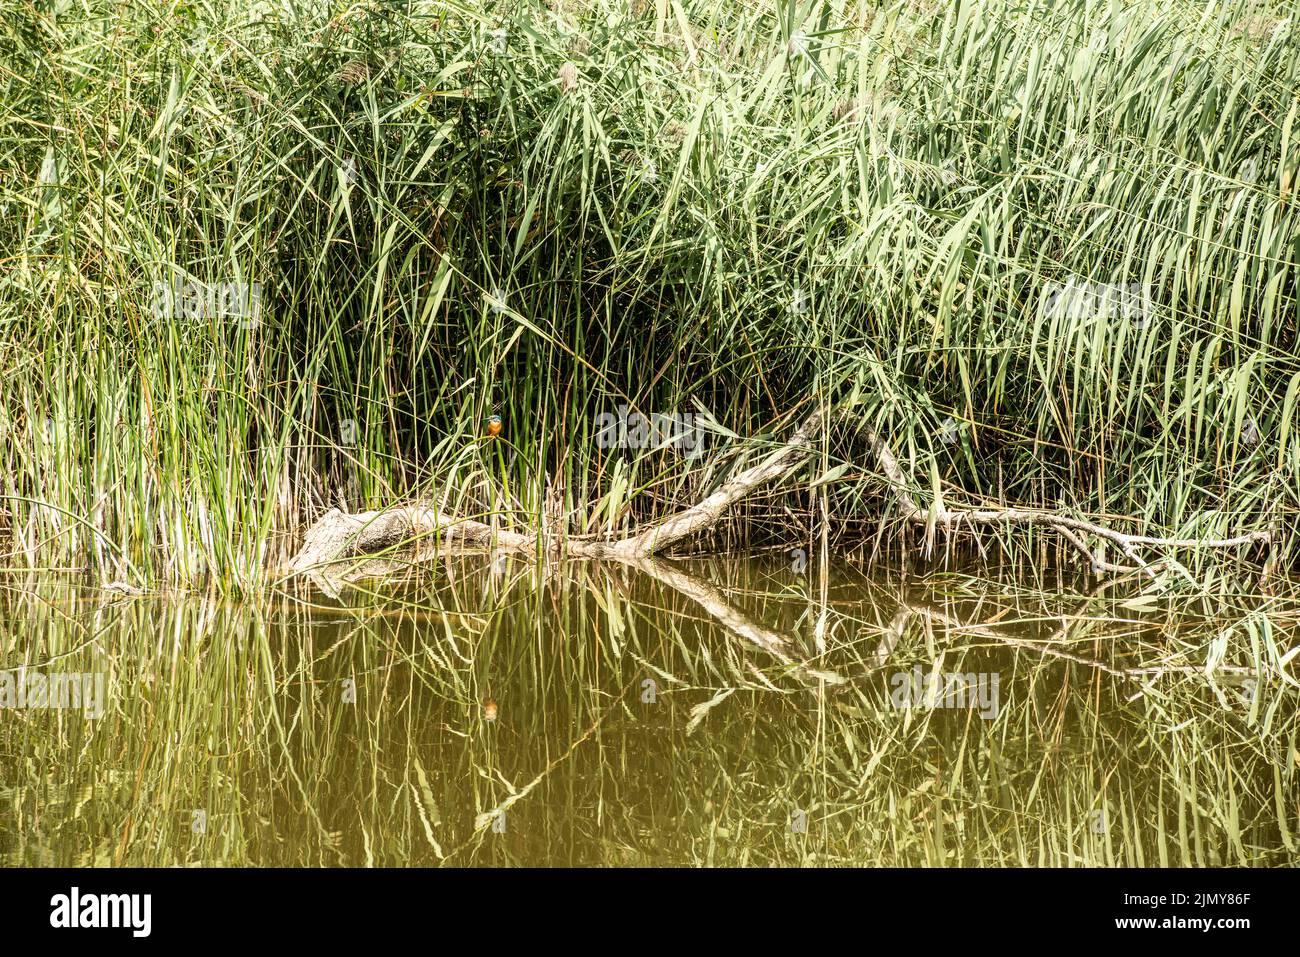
[285,407,1271,580]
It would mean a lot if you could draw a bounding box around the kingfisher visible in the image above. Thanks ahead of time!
[486,414,503,438]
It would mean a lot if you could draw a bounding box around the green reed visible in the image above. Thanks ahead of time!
[0,0,1297,589]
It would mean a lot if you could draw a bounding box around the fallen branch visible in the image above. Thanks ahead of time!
[287,411,823,576]
[856,421,1270,558]
[286,406,1271,580]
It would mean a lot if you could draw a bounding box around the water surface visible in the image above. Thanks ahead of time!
[1,556,1296,866]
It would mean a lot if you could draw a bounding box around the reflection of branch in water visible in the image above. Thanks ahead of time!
[903,600,1259,682]
[301,552,844,686]
[874,608,911,669]
[630,557,845,687]
[297,546,536,604]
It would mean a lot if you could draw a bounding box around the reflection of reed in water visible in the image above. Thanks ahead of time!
[630,557,845,688]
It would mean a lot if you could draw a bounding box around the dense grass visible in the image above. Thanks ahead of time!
[1,0,1298,588]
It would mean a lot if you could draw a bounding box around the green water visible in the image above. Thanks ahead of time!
[1,556,1296,866]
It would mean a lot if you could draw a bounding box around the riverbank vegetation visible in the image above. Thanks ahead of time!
[1,0,1297,590]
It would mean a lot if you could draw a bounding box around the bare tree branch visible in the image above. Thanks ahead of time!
[286,407,1271,580]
